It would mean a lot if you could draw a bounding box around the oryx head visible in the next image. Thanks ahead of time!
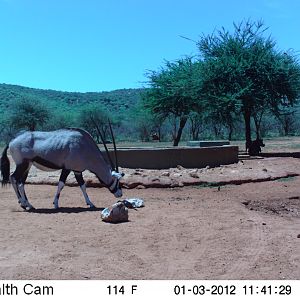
[94,119,124,198]
[109,170,124,198]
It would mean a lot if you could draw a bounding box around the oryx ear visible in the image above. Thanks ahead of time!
[121,172,125,177]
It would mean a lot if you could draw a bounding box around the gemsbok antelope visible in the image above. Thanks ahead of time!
[0,123,124,211]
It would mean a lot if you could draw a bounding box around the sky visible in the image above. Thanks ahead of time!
[0,0,300,92]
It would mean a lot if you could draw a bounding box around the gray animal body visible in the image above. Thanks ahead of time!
[0,128,123,210]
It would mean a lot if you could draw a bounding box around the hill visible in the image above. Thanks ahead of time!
[0,83,144,117]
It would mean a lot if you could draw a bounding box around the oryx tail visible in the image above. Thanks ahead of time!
[1,145,10,186]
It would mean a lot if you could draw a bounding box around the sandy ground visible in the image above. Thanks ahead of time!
[0,157,300,280]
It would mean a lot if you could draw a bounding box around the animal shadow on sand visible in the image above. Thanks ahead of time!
[16,207,105,214]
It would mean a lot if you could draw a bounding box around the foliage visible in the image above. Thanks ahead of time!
[78,104,111,143]
[44,112,77,131]
[0,83,142,121]
[131,106,159,142]
[143,57,204,145]
[0,83,143,142]
[197,20,300,148]
[0,116,17,144]
[274,105,299,136]
[10,97,50,131]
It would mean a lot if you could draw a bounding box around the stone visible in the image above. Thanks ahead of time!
[173,173,182,178]
[161,171,170,177]
[189,171,199,178]
[136,185,146,189]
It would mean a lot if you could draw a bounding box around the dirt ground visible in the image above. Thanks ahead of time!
[0,157,300,280]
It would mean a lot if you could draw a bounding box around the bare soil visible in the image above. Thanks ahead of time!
[0,157,300,280]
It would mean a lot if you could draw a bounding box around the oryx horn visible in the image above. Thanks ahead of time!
[108,118,119,173]
[91,118,116,171]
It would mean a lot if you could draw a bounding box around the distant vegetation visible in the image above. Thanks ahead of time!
[0,83,144,143]
[1,20,300,149]
[1,80,299,147]
[143,20,300,147]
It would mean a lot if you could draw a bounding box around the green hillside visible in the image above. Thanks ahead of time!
[0,83,143,117]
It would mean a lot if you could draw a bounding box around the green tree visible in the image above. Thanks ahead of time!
[188,112,207,140]
[144,57,203,146]
[44,111,77,130]
[0,116,16,144]
[198,20,300,150]
[10,97,50,131]
[274,106,298,136]
[78,104,110,143]
[133,106,165,142]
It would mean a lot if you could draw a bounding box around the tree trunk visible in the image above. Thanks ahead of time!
[283,119,290,136]
[193,128,200,141]
[227,123,233,141]
[170,116,177,142]
[243,109,252,152]
[157,126,161,142]
[253,118,260,140]
[191,123,200,140]
[173,117,187,146]
[253,110,265,140]
[29,123,36,131]
[96,135,100,144]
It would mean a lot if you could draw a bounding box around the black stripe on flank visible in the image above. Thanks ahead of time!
[32,156,62,170]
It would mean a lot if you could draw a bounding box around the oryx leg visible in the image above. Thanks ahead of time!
[74,172,95,208]
[10,176,24,207]
[18,168,34,210]
[53,169,70,209]
[10,161,33,210]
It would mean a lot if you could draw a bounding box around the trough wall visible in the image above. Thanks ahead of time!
[106,146,239,169]
[186,140,230,147]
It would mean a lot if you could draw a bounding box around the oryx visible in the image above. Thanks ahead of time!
[0,125,124,211]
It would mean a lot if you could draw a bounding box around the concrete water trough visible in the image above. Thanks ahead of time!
[187,140,230,147]
[105,145,238,169]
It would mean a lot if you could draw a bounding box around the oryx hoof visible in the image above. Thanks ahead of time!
[27,207,36,212]
[20,205,27,210]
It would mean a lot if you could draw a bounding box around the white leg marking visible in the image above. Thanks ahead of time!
[53,181,65,209]
[10,176,26,207]
[80,183,95,208]
[18,183,33,210]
